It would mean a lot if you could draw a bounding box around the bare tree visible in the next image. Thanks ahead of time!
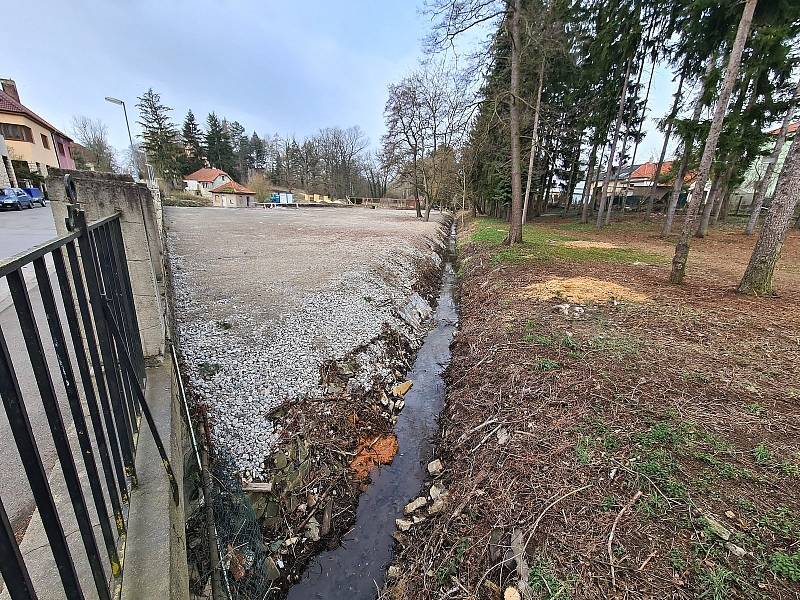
[425,0,523,242]
[384,75,425,217]
[71,115,118,172]
[737,124,800,295]
[669,0,758,284]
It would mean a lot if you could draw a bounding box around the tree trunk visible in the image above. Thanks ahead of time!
[646,58,688,219]
[711,165,735,225]
[522,56,545,224]
[605,125,630,225]
[563,131,583,216]
[505,0,523,245]
[745,78,800,235]
[661,59,715,237]
[697,174,723,237]
[669,0,757,284]
[737,128,800,294]
[619,48,655,220]
[580,140,599,224]
[412,153,422,218]
[597,57,633,228]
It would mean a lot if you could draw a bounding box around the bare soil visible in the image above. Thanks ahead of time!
[386,215,800,599]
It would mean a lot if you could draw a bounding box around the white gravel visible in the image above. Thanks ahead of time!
[166,207,448,479]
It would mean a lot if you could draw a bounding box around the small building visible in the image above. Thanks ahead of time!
[211,181,255,207]
[183,167,231,197]
[730,122,798,213]
[0,78,75,178]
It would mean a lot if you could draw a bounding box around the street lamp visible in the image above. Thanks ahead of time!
[105,96,141,179]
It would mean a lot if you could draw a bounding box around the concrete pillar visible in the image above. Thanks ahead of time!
[47,170,166,360]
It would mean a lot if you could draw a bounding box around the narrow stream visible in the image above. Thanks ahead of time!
[287,225,458,599]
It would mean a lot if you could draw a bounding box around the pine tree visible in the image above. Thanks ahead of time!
[737,125,800,294]
[136,88,180,182]
[669,0,758,284]
[204,113,236,177]
[178,109,205,176]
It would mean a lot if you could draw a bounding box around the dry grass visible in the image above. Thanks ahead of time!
[386,216,800,600]
[522,276,650,304]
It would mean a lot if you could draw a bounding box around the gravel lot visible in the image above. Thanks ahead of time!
[166,206,447,478]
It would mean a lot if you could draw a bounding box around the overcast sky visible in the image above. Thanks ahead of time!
[5,0,678,164]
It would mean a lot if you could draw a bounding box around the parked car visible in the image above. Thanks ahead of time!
[0,188,34,210]
[22,187,46,207]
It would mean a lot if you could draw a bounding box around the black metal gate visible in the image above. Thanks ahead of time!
[0,195,176,599]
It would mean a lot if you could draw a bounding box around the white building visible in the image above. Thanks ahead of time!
[183,167,231,198]
[211,181,256,208]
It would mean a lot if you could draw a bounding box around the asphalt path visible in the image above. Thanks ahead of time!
[0,204,72,533]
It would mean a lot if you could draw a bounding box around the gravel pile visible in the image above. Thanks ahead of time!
[167,209,448,480]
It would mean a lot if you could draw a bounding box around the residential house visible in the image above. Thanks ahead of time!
[183,167,231,197]
[211,181,255,207]
[0,135,18,187]
[730,122,798,214]
[0,78,75,181]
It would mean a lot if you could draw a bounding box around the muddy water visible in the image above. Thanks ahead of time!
[287,226,458,599]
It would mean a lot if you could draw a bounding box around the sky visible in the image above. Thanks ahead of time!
[5,0,678,166]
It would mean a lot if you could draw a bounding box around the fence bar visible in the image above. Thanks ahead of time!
[92,226,139,447]
[102,301,180,506]
[0,323,84,600]
[0,496,37,600]
[65,241,130,510]
[95,225,139,433]
[36,255,122,578]
[110,218,146,384]
[7,268,110,600]
[76,211,138,487]
[0,231,79,278]
[53,245,125,535]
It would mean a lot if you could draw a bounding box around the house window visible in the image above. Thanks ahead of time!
[41,134,50,149]
[57,141,65,155]
[0,123,34,142]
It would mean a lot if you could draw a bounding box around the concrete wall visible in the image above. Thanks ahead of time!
[47,169,167,360]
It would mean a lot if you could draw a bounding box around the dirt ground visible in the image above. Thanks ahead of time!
[386,215,800,599]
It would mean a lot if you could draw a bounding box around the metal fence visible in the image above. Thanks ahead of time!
[0,192,175,599]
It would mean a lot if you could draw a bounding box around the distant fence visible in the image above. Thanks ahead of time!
[0,188,176,599]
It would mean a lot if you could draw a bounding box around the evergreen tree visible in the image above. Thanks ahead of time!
[136,88,181,182]
[251,133,265,169]
[205,113,237,178]
[177,109,205,176]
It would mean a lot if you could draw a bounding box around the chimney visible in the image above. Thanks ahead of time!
[0,79,20,102]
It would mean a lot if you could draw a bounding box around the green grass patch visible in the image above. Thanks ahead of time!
[469,218,665,265]
[528,559,573,599]
[770,550,800,581]
[698,565,734,600]
[535,358,562,371]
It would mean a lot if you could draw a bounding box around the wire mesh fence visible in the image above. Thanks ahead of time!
[187,451,279,600]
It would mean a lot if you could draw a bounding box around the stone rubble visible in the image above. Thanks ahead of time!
[169,222,449,480]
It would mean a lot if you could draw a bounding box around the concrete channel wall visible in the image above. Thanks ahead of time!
[47,170,166,361]
[43,170,189,599]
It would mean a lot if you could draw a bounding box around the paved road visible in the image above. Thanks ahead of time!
[0,204,69,533]
[0,203,57,258]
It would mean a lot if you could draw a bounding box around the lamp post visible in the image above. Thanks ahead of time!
[104,96,141,179]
